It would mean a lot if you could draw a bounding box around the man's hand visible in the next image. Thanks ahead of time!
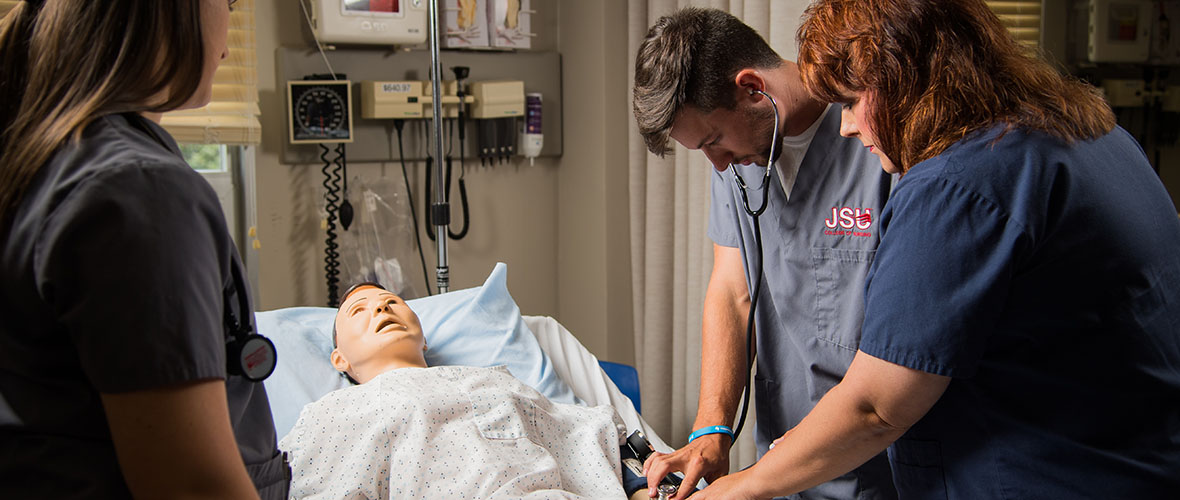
[642,433,730,500]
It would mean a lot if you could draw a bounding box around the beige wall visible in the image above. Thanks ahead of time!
[555,0,634,365]
[251,0,634,362]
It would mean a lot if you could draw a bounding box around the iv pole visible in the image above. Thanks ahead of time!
[427,0,450,293]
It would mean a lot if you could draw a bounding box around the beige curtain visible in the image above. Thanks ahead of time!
[627,0,810,471]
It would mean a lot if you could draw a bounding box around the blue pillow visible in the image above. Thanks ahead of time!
[258,263,579,439]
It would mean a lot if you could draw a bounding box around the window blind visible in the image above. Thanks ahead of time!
[986,0,1042,48]
[162,0,261,144]
[0,0,261,145]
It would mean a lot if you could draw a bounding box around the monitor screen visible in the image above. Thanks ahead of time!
[344,0,400,14]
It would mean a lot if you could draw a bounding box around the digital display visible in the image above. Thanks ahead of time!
[344,0,399,14]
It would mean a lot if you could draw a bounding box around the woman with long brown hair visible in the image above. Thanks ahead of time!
[0,1,287,498]
[676,0,1180,498]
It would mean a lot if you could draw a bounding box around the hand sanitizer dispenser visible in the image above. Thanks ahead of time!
[520,93,543,165]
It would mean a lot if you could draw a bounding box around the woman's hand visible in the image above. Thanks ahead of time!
[678,467,764,500]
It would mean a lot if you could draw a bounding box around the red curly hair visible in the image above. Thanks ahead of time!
[797,0,1115,173]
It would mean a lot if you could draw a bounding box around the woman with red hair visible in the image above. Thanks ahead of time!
[671,0,1180,498]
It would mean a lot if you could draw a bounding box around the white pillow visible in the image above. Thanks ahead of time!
[258,263,579,439]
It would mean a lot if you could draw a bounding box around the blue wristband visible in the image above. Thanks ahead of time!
[688,425,734,443]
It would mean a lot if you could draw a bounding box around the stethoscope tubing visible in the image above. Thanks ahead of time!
[729,90,779,442]
[732,90,780,218]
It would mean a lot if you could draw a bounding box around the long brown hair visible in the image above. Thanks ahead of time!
[0,0,206,224]
[797,0,1115,173]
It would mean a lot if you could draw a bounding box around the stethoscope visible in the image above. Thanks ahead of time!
[223,262,278,383]
[729,89,779,441]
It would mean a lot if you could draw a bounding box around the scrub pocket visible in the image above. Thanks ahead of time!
[888,439,949,500]
[246,449,290,500]
[810,247,875,351]
[752,375,782,454]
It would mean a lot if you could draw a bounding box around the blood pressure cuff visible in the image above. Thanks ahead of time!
[618,443,698,497]
[620,445,649,496]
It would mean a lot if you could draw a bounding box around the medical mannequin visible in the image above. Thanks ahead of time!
[633,8,894,500]
[0,1,286,498]
[330,284,430,382]
[282,283,652,499]
[678,0,1180,498]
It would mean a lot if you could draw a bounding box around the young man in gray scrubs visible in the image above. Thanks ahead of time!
[633,8,895,500]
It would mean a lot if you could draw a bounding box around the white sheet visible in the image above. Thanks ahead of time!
[281,365,626,499]
[524,316,672,454]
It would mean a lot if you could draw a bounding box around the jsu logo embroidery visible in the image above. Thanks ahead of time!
[824,207,873,237]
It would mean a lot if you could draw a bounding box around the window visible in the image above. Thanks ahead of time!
[986,1,1043,48]
[181,144,238,246]
[181,144,229,172]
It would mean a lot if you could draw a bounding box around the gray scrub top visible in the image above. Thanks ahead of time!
[0,113,287,498]
[708,106,896,500]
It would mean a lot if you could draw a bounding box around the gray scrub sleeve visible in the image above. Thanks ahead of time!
[33,161,229,392]
[707,169,741,248]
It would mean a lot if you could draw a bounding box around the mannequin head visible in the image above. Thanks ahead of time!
[331,284,428,384]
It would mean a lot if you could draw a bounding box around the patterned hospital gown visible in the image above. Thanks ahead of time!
[280,365,626,499]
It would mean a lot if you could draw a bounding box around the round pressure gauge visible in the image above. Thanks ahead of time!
[288,80,354,144]
[297,88,345,135]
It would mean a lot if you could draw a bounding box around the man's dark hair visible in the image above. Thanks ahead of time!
[633,7,783,156]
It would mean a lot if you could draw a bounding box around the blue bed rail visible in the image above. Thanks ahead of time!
[597,360,641,414]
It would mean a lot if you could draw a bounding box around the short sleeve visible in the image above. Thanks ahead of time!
[34,161,231,393]
[707,169,740,248]
[859,176,1030,378]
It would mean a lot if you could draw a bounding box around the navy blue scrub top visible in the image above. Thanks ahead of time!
[0,113,287,498]
[860,125,1180,498]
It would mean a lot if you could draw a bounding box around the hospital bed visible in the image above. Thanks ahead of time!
[257,262,671,455]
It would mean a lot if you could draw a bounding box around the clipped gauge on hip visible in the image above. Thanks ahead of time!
[288,79,354,144]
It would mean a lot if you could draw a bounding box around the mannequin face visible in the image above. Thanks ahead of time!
[331,286,427,383]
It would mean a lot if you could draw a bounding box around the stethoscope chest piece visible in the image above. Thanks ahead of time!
[227,332,278,383]
[223,262,276,383]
